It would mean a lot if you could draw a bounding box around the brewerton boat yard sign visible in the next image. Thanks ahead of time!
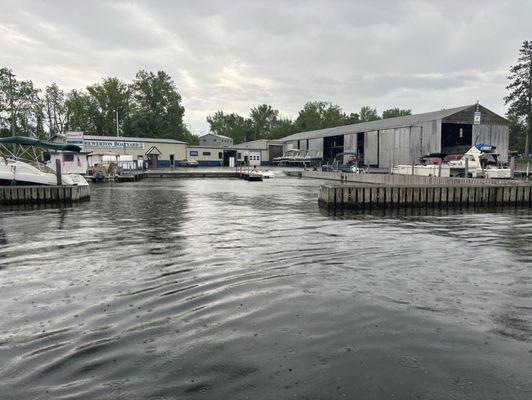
[84,139,144,149]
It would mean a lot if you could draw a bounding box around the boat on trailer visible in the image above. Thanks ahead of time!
[0,136,89,186]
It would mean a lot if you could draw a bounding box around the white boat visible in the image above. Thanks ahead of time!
[0,158,89,186]
[448,144,511,179]
[0,136,89,186]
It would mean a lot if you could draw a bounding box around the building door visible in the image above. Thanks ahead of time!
[148,154,158,169]
[170,154,175,168]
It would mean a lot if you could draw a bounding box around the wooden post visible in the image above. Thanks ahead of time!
[510,156,515,179]
[55,159,62,185]
[411,158,415,176]
[438,162,442,178]
[464,157,469,178]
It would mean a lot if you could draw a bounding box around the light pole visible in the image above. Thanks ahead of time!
[115,110,119,137]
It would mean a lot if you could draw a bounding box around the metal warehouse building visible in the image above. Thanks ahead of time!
[281,104,509,168]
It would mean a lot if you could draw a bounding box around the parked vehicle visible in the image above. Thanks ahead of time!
[179,159,199,167]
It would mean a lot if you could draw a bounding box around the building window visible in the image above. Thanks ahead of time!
[203,151,211,156]
[190,150,198,157]
[218,152,223,159]
[237,153,241,159]
[63,153,74,162]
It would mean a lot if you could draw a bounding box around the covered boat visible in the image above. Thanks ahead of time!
[0,136,89,186]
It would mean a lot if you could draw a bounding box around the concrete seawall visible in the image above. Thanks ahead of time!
[319,183,532,209]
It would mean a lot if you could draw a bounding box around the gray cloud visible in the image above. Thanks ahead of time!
[1,0,529,134]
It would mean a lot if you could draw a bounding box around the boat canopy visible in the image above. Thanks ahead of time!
[0,136,82,152]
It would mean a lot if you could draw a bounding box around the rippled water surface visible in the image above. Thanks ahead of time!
[1,178,531,399]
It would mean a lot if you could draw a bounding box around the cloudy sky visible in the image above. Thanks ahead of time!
[1,0,530,134]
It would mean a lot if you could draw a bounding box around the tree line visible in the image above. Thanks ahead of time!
[2,39,529,154]
[0,68,198,144]
[505,40,532,157]
[206,103,411,144]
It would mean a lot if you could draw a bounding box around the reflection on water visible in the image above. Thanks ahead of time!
[0,178,531,399]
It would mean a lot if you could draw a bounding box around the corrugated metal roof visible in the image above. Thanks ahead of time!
[84,135,187,144]
[280,104,474,142]
[234,139,285,149]
[200,133,233,141]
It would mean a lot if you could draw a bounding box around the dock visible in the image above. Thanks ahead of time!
[319,182,532,210]
[0,185,90,206]
[144,170,238,179]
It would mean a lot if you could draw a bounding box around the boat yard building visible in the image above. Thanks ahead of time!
[66,134,188,169]
[187,139,284,167]
[280,104,509,168]
[199,133,234,148]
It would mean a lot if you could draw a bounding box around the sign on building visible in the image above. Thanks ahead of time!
[473,112,481,125]
[84,140,144,149]
[66,131,84,151]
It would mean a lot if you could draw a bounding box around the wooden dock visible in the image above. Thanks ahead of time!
[0,185,90,206]
[318,183,532,210]
[145,171,238,179]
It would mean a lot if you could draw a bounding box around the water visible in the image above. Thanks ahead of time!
[0,178,531,399]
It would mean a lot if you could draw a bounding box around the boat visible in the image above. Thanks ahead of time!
[321,151,367,173]
[392,153,451,177]
[448,144,511,179]
[0,136,89,186]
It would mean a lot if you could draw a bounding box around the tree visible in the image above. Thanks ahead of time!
[86,77,132,135]
[129,70,188,141]
[507,113,527,152]
[65,89,98,133]
[294,101,347,132]
[505,40,532,156]
[44,83,68,138]
[359,106,380,122]
[249,104,279,140]
[345,112,360,125]
[206,111,253,143]
[382,108,411,119]
[0,68,42,137]
[269,118,297,139]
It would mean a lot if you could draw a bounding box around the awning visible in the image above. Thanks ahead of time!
[0,136,82,152]
[146,146,162,156]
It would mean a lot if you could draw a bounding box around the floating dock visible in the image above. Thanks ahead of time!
[0,185,90,206]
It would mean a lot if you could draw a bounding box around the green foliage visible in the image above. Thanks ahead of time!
[44,83,68,137]
[382,108,412,119]
[1,66,193,143]
[128,70,188,141]
[206,111,253,143]
[359,106,380,122]
[206,102,416,143]
[505,40,532,155]
[65,89,98,133]
[294,101,347,132]
[507,113,527,152]
[0,68,42,137]
[250,104,279,140]
[86,77,131,135]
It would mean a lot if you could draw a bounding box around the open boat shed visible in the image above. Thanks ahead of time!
[280,104,509,168]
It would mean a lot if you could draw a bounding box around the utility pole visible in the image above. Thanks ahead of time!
[116,110,119,137]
